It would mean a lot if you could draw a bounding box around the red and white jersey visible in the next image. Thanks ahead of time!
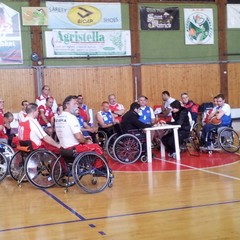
[0,110,7,139]
[18,110,27,123]
[36,94,58,113]
[109,103,124,122]
[18,117,47,149]
[38,105,54,126]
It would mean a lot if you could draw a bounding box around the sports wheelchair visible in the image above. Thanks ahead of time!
[9,141,57,188]
[0,143,15,181]
[51,148,114,193]
[105,124,147,164]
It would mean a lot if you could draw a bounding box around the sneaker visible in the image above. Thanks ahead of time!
[168,153,173,158]
[168,152,176,159]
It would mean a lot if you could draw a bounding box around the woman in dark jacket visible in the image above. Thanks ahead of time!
[161,100,190,158]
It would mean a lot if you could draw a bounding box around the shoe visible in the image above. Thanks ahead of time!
[168,152,176,159]
[168,153,173,158]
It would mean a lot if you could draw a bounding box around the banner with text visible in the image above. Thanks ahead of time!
[227,4,240,28]
[140,6,179,30]
[45,30,131,57]
[46,1,122,29]
[0,3,23,64]
[184,8,214,45]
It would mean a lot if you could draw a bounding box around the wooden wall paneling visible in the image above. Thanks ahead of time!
[141,64,220,107]
[228,63,240,108]
[43,66,134,114]
[0,69,35,112]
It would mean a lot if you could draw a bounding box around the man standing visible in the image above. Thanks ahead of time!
[108,94,125,123]
[36,85,58,113]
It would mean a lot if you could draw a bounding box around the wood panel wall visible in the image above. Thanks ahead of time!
[42,66,134,113]
[0,68,36,113]
[0,62,239,114]
[228,63,240,108]
[141,63,221,107]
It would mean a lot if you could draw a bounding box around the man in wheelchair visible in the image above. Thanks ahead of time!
[55,95,103,155]
[200,94,232,149]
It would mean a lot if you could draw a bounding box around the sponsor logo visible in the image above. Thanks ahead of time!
[67,5,102,26]
[185,12,213,44]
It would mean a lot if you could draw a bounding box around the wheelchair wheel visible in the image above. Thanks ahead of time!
[113,134,142,164]
[52,156,75,189]
[25,150,57,189]
[218,127,240,153]
[193,123,203,140]
[106,133,118,160]
[96,130,108,149]
[9,151,28,182]
[72,152,110,194]
[0,143,15,164]
[0,153,8,182]
[186,130,200,156]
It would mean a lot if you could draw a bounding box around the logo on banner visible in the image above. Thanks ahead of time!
[67,5,102,26]
[185,12,213,44]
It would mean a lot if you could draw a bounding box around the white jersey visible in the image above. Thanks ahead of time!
[36,94,58,113]
[164,97,175,116]
[55,111,82,148]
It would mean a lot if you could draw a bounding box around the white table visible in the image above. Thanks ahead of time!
[145,124,181,162]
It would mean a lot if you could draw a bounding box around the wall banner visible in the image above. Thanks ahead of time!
[140,6,179,30]
[45,30,131,57]
[184,8,214,45]
[0,3,23,64]
[227,4,240,28]
[46,1,122,29]
[22,7,48,26]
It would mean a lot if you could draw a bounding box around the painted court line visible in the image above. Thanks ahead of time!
[155,157,240,181]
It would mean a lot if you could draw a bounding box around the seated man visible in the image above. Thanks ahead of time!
[161,100,191,158]
[38,97,55,137]
[138,95,155,125]
[121,102,152,133]
[18,103,60,153]
[55,95,102,155]
[108,94,125,123]
[96,101,116,138]
[18,100,29,123]
[200,94,231,148]
[181,92,199,123]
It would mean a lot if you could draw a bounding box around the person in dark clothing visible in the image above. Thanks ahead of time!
[161,100,190,158]
[121,102,152,133]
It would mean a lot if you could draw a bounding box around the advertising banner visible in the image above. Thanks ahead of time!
[45,30,131,57]
[227,4,240,28]
[184,8,214,45]
[0,3,23,64]
[140,6,179,30]
[46,1,122,29]
[22,7,48,26]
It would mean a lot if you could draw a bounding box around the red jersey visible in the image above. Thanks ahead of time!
[0,110,7,139]
[38,105,54,126]
[109,103,124,123]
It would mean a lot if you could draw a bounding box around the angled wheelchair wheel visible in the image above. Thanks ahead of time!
[0,153,8,182]
[25,150,57,189]
[106,133,118,160]
[186,130,200,157]
[218,127,240,153]
[193,123,203,141]
[9,151,28,182]
[96,130,108,149]
[113,134,142,164]
[52,156,75,190]
[0,143,15,164]
[72,152,110,194]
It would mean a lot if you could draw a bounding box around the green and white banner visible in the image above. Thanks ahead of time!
[184,8,214,45]
[45,30,131,57]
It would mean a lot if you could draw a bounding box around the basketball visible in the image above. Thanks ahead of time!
[209,116,222,125]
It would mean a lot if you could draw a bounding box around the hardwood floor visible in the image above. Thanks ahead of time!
[0,151,240,239]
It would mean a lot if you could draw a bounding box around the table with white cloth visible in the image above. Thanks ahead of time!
[145,124,181,162]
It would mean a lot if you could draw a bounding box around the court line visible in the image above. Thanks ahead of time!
[1,198,240,233]
[155,157,240,181]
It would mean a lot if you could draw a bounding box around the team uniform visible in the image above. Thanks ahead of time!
[138,106,155,124]
[55,111,102,155]
[36,95,58,113]
[97,110,114,137]
[18,116,58,152]
[78,104,88,122]
[0,110,7,143]
[109,103,124,123]
[18,110,27,123]
[38,105,54,127]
